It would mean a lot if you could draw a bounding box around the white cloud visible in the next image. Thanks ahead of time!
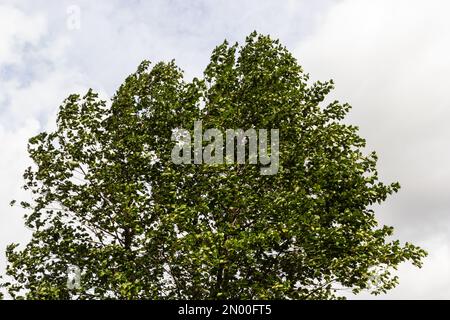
[352,234,450,299]
[296,0,450,298]
[0,5,47,65]
[0,120,37,275]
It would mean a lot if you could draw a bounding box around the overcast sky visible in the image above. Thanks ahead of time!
[1,0,449,299]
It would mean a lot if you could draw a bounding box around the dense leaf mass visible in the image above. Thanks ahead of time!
[1,33,426,299]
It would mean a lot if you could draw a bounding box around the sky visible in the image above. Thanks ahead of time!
[0,0,449,299]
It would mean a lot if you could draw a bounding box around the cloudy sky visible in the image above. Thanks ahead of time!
[1,0,449,299]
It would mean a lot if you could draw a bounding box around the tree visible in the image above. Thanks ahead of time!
[1,32,426,299]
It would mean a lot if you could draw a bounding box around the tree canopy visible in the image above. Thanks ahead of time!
[1,32,426,299]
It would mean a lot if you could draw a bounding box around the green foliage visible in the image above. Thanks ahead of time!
[2,32,426,299]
